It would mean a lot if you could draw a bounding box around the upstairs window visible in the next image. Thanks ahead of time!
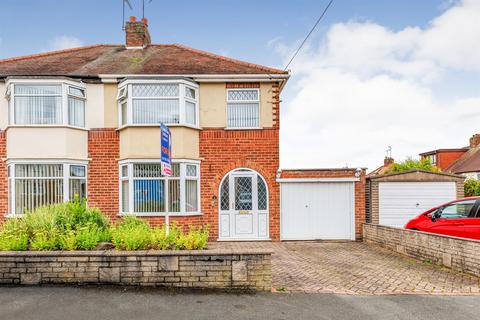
[227,89,260,128]
[118,80,198,127]
[6,81,86,128]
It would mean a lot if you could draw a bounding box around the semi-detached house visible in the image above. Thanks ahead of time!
[0,18,289,241]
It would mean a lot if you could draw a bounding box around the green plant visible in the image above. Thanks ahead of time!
[110,216,153,250]
[176,226,209,250]
[387,158,440,174]
[464,179,480,197]
[75,223,112,250]
[30,229,59,251]
[58,229,77,250]
[152,223,180,250]
[0,219,29,251]
[0,199,211,251]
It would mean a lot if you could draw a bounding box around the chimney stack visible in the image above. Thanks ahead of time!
[470,134,480,148]
[384,157,394,166]
[125,16,151,49]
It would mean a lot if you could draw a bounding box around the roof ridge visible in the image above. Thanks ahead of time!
[0,44,118,64]
[167,43,288,75]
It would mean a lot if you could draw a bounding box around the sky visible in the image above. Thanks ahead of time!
[1,0,479,171]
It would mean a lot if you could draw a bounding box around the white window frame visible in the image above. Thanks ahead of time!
[226,88,261,129]
[118,159,201,216]
[6,160,88,217]
[5,79,87,129]
[117,79,199,129]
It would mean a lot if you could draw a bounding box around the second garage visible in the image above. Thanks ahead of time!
[366,170,465,228]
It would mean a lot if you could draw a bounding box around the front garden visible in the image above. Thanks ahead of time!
[0,199,209,251]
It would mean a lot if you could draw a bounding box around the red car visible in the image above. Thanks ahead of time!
[405,197,480,240]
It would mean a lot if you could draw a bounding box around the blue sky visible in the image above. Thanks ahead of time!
[0,0,446,64]
[1,0,479,170]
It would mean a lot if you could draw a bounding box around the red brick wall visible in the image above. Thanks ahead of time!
[0,131,7,222]
[437,151,466,171]
[198,128,280,240]
[135,128,280,240]
[87,129,119,219]
[279,169,367,240]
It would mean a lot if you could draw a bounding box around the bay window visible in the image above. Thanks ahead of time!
[6,80,86,128]
[117,80,198,127]
[226,89,260,128]
[119,161,200,215]
[8,162,87,216]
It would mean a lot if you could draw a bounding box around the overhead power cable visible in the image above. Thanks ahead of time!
[284,0,334,71]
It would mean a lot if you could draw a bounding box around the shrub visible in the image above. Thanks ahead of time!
[0,200,210,251]
[75,223,112,250]
[110,216,152,250]
[30,229,60,251]
[58,229,77,251]
[388,158,440,174]
[464,179,480,197]
[152,224,181,250]
[0,219,28,251]
[0,199,111,251]
[176,226,209,250]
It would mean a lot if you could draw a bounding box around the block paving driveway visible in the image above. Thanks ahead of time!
[213,241,480,295]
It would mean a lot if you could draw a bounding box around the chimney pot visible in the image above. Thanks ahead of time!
[141,17,149,27]
[130,16,137,22]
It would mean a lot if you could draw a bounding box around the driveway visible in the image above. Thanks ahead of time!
[212,241,480,294]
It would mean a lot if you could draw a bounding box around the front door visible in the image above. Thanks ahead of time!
[218,169,269,240]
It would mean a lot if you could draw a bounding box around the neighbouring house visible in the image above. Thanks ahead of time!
[418,148,468,171]
[420,134,480,179]
[367,157,394,176]
[0,17,290,241]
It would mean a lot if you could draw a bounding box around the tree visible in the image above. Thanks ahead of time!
[464,179,480,197]
[387,158,440,174]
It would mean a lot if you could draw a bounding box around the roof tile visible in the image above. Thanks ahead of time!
[0,44,287,78]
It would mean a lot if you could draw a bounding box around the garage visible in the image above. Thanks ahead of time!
[378,182,456,227]
[366,170,464,228]
[278,169,364,241]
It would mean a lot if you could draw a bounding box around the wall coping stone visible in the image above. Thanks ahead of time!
[0,248,274,257]
[364,223,480,244]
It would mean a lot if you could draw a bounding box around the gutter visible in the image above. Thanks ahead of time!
[99,73,290,91]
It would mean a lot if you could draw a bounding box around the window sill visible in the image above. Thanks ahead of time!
[117,124,201,131]
[117,212,203,217]
[224,127,263,131]
[6,125,88,131]
[5,214,22,219]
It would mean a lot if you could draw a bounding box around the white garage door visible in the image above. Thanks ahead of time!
[280,182,355,240]
[379,182,456,228]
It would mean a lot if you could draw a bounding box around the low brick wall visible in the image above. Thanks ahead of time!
[0,249,272,291]
[363,223,480,277]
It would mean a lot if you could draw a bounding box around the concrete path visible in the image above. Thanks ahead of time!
[0,286,479,320]
[212,241,480,294]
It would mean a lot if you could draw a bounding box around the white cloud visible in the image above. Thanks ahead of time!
[277,0,480,170]
[49,36,83,51]
[417,0,480,71]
